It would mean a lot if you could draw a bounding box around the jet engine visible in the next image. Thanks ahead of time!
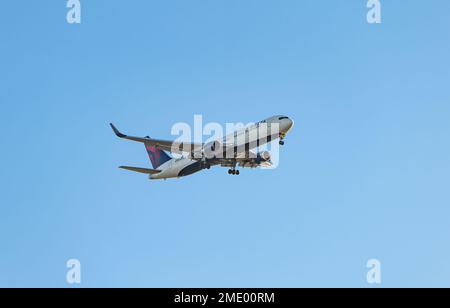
[256,151,271,163]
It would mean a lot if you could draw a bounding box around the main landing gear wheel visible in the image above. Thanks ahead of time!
[228,169,240,175]
[279,140,285,146]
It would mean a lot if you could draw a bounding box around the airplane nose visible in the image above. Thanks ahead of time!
[282,118,294,132]
[287,118,294,130]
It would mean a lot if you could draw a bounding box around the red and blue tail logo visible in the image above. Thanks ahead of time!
[145,143,172,169]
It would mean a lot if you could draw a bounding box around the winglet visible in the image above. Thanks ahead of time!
[110,123,127,138]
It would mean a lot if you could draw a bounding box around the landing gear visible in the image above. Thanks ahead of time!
[228,169,240,175]
[279,132,286,146]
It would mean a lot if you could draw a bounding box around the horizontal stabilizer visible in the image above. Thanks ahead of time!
[119,166,161,175]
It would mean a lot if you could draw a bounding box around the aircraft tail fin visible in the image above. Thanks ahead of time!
[109,123,172,169]
[144,143,172,169]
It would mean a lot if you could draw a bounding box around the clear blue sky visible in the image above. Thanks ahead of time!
[1,1,450,287]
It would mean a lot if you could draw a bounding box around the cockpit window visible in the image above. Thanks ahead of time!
[279,117,289,120]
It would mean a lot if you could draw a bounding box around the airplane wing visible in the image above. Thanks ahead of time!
[237,151,273,168]
[110,123,203,155]
[119,166,162,174]
[236,157,273,168]
[212,150,273,169]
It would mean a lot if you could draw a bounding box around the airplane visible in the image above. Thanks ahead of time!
[110,115,294,180]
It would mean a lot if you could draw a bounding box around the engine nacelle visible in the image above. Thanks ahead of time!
[257,151,271,162]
